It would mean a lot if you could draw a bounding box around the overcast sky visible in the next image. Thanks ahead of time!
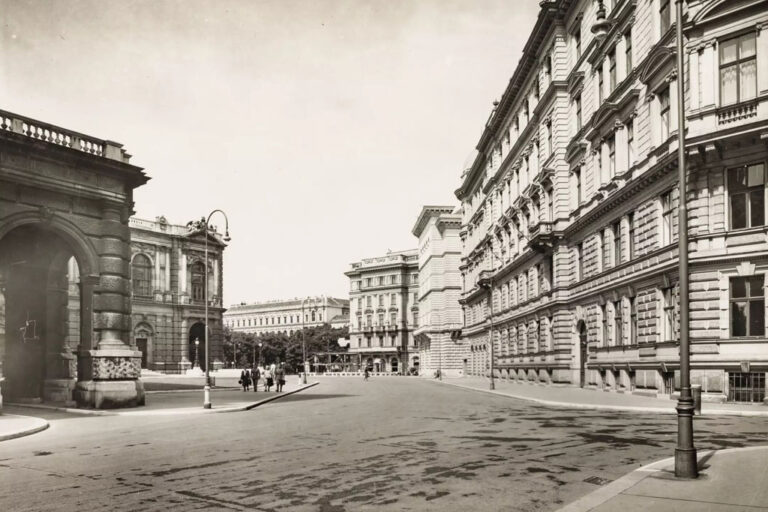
[0,0,540,305]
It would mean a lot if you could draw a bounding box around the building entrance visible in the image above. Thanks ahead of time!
[189,322,207,371]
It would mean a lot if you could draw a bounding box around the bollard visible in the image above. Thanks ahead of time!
[691,384,702,415]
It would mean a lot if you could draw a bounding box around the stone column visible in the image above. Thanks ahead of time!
[75,206,144,409]
[0,272,5,411]
[43,267,77,405]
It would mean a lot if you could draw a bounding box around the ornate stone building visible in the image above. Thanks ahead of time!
[412,206,466,377]
[456,0,768,402]
[223,296,349,336]
[0,109,148,409]
[345,250,420,374]
[127,216,227,373]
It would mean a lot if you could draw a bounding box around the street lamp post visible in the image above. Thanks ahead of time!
[478,242,498,391]
[674,0,697,479]
[301,298,308,384]
[194,337,200,369]
[258,341,263,367]
[190,210,231,409]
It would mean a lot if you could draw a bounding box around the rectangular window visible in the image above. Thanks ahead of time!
[546,122,553,157]
[661,189,674,245]
[601,304,609,346]
[577,242,584,281]
[598,67,604,104]
[608,135,616,178]
[575,95,582,131]
[366,296,372,307]
[609,49,617,92]
[627,120,634,167]
[574,27,581,60]
[720,33,757,105]
[660,0,671,35]
[390,293,396,306]
[728,163,765,230]
[662,285,678,341]
[659,87,670,141]
[728,372,766,403]
[625,31,633,73]
[730,276,765,337]
[575,167,582,206]
[629,296,638,345]
[614,300,623,346]
[612,220,622,265]
[627,212,635,260]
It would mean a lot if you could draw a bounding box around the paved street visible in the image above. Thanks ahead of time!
[2,377,767,512]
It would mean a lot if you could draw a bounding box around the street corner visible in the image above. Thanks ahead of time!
[0,413,49,442]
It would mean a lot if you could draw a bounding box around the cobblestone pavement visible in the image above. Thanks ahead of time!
[1,377,767,511]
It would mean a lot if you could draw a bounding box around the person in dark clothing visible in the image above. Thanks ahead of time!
[275,364,285,392]
[240,369,251,391]
[252,367,261,392]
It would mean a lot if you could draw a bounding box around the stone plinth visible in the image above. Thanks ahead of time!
[75,349,145,408]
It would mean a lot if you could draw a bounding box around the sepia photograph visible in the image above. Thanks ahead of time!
[1,0,768,510]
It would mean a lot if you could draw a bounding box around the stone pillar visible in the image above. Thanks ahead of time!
[154,248,161,293]
[43,268,77,405]
[75,206,144,409]
[0,272,5,411]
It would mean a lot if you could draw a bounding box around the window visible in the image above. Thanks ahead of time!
[627,212,635,260]
[660,0,671,35]
[191,262,205,302]
[390,312,396,325]
[378,313,384,326]
[378,294,384,306]
[574,167,582,206]
[598,67,604,104]
[661,284,678,341]
[390,293,397,306]
[574,27,582,60]
[661,189,675,245]
[730,276,764,337]
[131,254,152,297]
[614,300,623,346]
[625,32,633,73]
[365,278,371,286]
[366,314,372,327]
[659,87,670,141]
[546,121,553,157]
[577,242,584,281]
[629,296,638,345]
[728,372,766,403]
[377,276,383,285]
[612,220,622,265]
[357,298,362,310]
[627,120,634,167]
[728,163,765,229]
[609,49,617,92]
[720,33,756,105]
[608,135,616,179]
[366,296,372,307]
[575,95,582,131]
[601,304,609,346]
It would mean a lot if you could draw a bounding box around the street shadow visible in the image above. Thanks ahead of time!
[272,394,355,403]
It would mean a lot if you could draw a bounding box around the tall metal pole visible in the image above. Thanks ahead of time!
[488,244,495,391]
[201,210,230,409]
[674,0,697,478]
[301,298,307,384]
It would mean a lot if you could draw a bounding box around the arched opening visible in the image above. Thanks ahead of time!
[134,322,154,370]
[189,322,207,371]
[577,320,588,388]
[0,224,83,402]
[131,254,153,298]
[390,357,399,374]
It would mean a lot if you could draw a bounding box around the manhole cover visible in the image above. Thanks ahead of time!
[583,476,613,486]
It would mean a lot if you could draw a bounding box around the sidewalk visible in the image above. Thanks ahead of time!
[6,379,318,417]
[0,413,49,442]
[434,376,768,416]
[556,445,768,512]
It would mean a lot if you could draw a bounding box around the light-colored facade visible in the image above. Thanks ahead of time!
[127,216,227,373]
[412,206,466,377]
[345,250,420,374]
[224,296,349,336]
[456,0,768,403]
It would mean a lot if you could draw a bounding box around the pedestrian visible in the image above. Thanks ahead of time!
[252,366,261,392]
[275,363,285,392]
[264,366,273,392]
[364,367,369,381]
[240,369,250,392]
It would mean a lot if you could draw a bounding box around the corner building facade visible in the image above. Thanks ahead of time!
[346,250,419,374]
[457,0,768,402]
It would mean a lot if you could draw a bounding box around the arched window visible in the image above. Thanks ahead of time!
[191,262,205,301]
[132,254,152,297]
[311,311,316,322]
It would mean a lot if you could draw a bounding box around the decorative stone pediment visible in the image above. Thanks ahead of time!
[638,45,675,86]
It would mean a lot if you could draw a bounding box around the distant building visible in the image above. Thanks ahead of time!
[345,249,420,374]
[126,216,227,373]
[330,314,350,330]
[223,296,349,336]
[412,206,466,378]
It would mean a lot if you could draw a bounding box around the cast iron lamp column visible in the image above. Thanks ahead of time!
[201,210,231,409]
[674,0,697,479]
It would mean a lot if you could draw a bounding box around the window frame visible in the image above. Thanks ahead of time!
[719,32,757,106]
[727,162,766,231]
[730,275,765,338]
[659,87,670,141]
[625,31,633,74]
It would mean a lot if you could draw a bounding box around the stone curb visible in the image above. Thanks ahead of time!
[6,382,319,417]
[554,445,768,512]
[0,414,50,442]
[144,387,239,394]
[433,379,768,416]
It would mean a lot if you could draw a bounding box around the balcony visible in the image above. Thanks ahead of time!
[527,221,558,252]
[716,99,758,126]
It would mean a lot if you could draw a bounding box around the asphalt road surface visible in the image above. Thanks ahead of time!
[2,377,767,511]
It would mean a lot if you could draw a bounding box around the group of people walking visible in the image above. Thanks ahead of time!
[239,364,286,392]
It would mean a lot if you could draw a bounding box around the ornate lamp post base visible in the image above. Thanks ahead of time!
[203,384,211,409]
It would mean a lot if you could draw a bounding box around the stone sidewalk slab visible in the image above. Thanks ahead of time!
[6,381,318,417]
[435,376,768,416]
[0,413,49,442]
[557,446,768,512]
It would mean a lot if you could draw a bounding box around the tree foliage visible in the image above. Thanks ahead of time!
[222,324,349,372]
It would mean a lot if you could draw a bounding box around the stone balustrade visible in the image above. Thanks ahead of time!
[0,109,131,163]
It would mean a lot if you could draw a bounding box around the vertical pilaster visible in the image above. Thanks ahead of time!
[757,23,768,95]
